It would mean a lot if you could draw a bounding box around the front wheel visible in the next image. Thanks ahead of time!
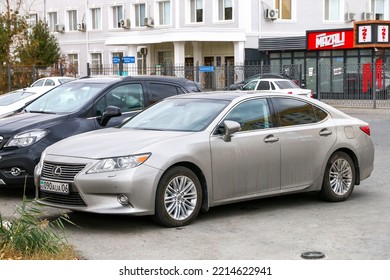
[320,151,355,202]
[153,166,202,227]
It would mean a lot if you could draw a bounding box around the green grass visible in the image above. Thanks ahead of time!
[0,196,80,260]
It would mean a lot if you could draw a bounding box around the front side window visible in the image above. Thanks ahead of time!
[112,5,124,28]
[190,0,203,23]
[96,84,145,116]
[135,3,146,27]
[224,99,273,131]
[324,0,341,21]
[67,10,78,31]
[90,7,102,30]
[275,0,292,20]
[241,80,258,91]
[47,12,57,31]
[272,98,328,126]
[218,0,233,20]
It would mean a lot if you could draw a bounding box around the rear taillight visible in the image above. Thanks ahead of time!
[309,90,313,98]
[288,91,293,94]
[360,125,371,136]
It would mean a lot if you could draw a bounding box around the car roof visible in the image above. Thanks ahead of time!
[82,75,193,84]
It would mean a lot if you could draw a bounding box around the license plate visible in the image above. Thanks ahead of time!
[40,180,69,194]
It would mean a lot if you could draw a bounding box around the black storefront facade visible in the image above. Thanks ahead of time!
[258,26,390,99]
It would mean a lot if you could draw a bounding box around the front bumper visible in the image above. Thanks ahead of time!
[0,151,37,186]
[35,155,163,216]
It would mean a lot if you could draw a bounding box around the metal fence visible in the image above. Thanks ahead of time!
[0,64,77,94]
[2,62,390,109]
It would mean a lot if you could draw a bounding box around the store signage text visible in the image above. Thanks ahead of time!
[307,29,354,50]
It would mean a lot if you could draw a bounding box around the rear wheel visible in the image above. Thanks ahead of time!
[320,151,355,202]
[153,166,202,227]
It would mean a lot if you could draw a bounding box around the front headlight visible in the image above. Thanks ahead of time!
[86,153,151,174]
[5,129,49,148]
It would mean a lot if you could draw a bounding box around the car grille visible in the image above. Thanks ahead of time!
[40,161,87,207]
[38,191,87,206]
[42,162,86,181]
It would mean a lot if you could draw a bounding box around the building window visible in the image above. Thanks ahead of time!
[324,0,342,21]
[90,8,102,30]
[159,1,171,25]
[67,54,79,75]
[27,13,38,26]
[111,52,123,74]
[135,3,146,27]
[371,0,385,20]
[91,53,102,75]
[218,0,233,20]
[47,12,57,31]
[275,0,292,20]
[67,10,78,31]
[111,5,124,28]
[190,0,203,23]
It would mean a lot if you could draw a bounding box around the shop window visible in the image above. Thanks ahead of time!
[324,0,342,21]
[275,0,292,20]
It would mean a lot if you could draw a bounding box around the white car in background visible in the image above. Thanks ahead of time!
[240,78,313,98]
[0,87,50,118]
[30,76,76,88]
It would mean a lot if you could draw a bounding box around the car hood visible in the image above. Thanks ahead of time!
[0,112,68,133]
[45,128,195,159]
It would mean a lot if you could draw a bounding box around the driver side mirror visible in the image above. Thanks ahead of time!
[99,105,122,126]
[222,120,241,142]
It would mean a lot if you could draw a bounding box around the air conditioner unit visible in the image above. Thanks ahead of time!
[362,12,374,20]
[77,23,86,31]
[345,12,356,22]
[120,19,130,29]
[144,17,154,27]
[140,47,147,55]
[265,9,278,20]
[54,24,65,33]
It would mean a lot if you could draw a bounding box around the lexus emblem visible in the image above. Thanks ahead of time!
[53,166,62,176]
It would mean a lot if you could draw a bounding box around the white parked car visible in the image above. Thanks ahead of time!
[0,87,50,118]
[30,76,76,88]
[240,78,312,98]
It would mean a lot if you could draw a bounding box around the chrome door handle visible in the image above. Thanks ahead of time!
[264,135,279,143]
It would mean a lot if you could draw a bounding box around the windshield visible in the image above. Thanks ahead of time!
[122,98,229,132]
[274,80,299,89]
[25,82,107,114]
[0,90,35,106]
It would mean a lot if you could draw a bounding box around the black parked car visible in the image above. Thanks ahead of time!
[0,75,202,187]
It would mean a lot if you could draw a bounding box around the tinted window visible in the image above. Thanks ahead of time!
[274,80,299,89]
[96,83,144,115]
[148,83,183,104]
[257,81,270,90]
[313,105,328,121]
[224,98,273,131]
[273,98,316,126]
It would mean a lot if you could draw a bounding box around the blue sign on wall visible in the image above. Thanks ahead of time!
[112,57,121,64]
[199,66,215,72]
[123,56,135,64]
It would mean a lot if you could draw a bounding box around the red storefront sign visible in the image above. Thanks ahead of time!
[307,29,354,50]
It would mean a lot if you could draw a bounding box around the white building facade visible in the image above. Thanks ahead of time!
[4,0,390,93]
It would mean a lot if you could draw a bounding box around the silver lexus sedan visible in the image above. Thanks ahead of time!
[34,92,374,227]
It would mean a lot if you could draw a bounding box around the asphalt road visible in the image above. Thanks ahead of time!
[0,106,389,260]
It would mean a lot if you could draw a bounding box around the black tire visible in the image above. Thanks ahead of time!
[153,166,202,227]
[320,151,355,202]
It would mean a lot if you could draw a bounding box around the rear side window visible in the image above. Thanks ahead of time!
[147,83,185,104]
[273,98,317,126]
